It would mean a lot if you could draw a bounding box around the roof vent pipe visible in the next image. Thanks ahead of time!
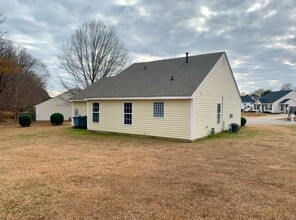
[170,75,174,81]
[186,52,189,63]
[144,65,147,69]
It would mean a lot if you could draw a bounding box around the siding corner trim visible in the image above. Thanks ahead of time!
[190,98,195,141]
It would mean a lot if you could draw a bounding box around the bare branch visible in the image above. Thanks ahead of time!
[0,38,19,93]
[58,20,128,89]
[280,83,293,91]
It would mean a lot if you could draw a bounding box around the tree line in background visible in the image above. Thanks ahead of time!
[241,83,296,97]
[0,13,50,121]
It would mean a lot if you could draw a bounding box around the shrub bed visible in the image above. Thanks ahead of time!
[241,117,247,126]
[50,113,64,126]
[19,114,32,127]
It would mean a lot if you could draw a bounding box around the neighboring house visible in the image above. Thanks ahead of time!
[71,52,241,141]
[35,89,80,121]
[254,90,296,113]
[241,96,255,111]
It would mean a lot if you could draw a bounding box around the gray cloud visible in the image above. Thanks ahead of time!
[0,0,296,95]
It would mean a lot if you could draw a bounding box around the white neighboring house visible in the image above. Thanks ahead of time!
[70,52,241,141]
[254,90,296,113]
[35,90,80,121]
[241,96,255,111]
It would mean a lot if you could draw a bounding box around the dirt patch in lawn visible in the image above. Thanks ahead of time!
[1,122,296,219]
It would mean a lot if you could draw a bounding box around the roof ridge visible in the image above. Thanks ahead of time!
[133,51,225,65]
[70,51,227,100]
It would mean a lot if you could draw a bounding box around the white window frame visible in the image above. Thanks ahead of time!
[124,102,132,125]
[266,104,272,111]
[217,103,221,124]
[92,103,99,123]
[153,102,164,117]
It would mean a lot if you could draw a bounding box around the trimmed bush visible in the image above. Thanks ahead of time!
[50,113,64,126]
[19,114,32,127]
[241,117,247,127]
[28,108,36,121]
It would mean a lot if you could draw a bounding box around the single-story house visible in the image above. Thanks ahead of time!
[35,89,80,121]
[254,90,296,113]
[241,96,255,111]
[70,52,241,141]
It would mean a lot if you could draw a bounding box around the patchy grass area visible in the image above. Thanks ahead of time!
[204,126,258,141]
[242,112,267,117]
[1,122,296,219]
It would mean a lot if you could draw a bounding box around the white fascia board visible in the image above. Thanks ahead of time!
[70,99,86,102]
[84,96,192,101]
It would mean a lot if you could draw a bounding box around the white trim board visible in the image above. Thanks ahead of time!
[84,96,192,101]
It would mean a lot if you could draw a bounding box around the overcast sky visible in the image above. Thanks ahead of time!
[1,0,296,96]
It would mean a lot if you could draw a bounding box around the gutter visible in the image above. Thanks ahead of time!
[84,96,193,101]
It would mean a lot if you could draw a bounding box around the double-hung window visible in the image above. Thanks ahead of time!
[266,104,272,111]
[217,103,221,124]
[124,103,132,125]
[93,103,99,123]
[153,102,164,117]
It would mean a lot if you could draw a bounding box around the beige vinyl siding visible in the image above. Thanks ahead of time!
[193,53,241,139]
[72,101,87,116]
[72,101,87,126]
[87,100,191,140]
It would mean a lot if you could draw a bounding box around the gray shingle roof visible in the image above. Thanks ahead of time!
[280,98,290,104]
[71,52,225,100]
[241,96,255,103]
[259,90,292,103]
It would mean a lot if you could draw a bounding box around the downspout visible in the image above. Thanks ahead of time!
[86,101,89,130]
[71,101,74,126]
[221,96,224,130]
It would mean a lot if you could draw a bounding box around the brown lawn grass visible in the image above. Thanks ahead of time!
[1,122,296,219]
[242,112,267,117]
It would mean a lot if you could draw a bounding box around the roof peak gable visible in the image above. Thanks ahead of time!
[71,52,226,100]
[259,90,293,103]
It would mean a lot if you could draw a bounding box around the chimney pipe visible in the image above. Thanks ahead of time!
[186,52,189,63]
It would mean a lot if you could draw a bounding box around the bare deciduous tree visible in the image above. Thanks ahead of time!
[280,83,293,91]
[0,13,22,93]
[251,88,272,97]
[0,13,24,94]
[58,20,128,89]
[0,39,22,93]
[0,49,50,120]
